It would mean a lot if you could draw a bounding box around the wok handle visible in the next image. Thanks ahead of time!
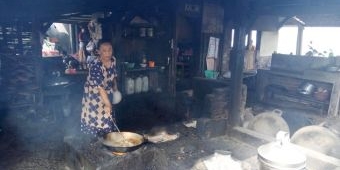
[142,134,150,143]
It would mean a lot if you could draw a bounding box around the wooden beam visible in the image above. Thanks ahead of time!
[31,19,42,56]
[228,0,249,127]
[168,2,178,96]
[292,16,306,26]
[254,4,340,16]
[0,0,126,22]
[296,25,304,55]
[277,17,292,29]
[57,18,91,23]
[59,19,90,22]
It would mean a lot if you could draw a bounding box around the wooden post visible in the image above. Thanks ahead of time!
[229,26,246,127]
[17,21,24,55]
[296,25,304,55]
[168,3,178,96]
[70,24,77,54]
[31,18,42,57]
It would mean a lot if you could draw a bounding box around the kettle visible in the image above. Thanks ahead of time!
[298,82,315,95]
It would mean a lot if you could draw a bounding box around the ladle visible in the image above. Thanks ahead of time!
[110,114,127,143]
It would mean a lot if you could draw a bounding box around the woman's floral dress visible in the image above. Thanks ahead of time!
[80,57,117,137]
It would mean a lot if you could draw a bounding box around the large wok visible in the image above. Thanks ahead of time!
[102,132,146,153]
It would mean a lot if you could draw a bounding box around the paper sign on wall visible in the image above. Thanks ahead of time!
[206,37,219,59]
[206,58,215,70]
[206,36,219,70]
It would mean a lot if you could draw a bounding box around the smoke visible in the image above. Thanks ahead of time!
[0,85,84,169]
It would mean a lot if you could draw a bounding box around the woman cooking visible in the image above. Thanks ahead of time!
[81,40,119,137]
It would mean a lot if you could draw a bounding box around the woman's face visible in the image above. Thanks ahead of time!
[98,43,113,60]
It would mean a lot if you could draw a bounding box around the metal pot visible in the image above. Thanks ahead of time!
[258,131,306,170]
[247,109,290,137]
[298,82,315,95]
[102,132,146,153]
[291,125,340,158]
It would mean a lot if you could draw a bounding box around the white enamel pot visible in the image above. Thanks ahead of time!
[112,91,122,104]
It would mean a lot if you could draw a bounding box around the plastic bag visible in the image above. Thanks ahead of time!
[86,40,95,52]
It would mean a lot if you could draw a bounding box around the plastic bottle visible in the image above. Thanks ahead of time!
[125,77,135,95]
[142,54,147,64]
[142,76,149,92]
[134,76,143,93]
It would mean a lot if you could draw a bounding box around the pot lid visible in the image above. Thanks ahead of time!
[247,110,290,137]
[258,141,306,168]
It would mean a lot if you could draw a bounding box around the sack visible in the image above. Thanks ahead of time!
[86,40,95,52]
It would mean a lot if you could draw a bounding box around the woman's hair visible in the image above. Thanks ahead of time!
[97,39,112,49]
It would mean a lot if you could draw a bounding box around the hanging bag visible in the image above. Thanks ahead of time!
[86,40,95,52]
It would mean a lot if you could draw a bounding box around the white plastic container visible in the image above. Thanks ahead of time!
[112,91,122,104]
[142,76,149,92]
[125,77,135,95]
[258,131,306,170]
[134,76,143,94]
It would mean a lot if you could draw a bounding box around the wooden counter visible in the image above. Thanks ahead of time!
[64,70,88,75]
[256,69,340,117]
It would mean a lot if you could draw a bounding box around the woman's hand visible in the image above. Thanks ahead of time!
[104,102,112,114]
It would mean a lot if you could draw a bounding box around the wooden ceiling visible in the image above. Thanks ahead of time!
[1,0,340,26]
[252,0,340,16]
[0,0,175,21]
[228,0,340,27]
[0,0,124,22]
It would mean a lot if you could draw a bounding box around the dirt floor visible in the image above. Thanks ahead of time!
[0,96,334,170]
[0,93,82,170]
[63,121,260,170]
[0,116,66,170]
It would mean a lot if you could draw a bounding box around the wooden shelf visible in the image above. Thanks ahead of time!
[266,91,329,106]
[263,79,330,115]
[124,67,160,72]
[265,86,330,105]
[176,62,189,66]
[257,69,338,116]
[120,65,164,96]
[121,36,156,40]
[262,98,328,115]
[122,90,161,98]
[121,24,155,39]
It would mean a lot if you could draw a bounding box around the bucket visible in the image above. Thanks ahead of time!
[258,131,306,170]
[148,61,155,67]
[204,70,219,79]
